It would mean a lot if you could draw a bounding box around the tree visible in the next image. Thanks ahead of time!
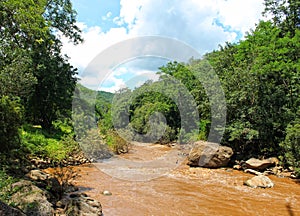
[0,0,83,129]
[263,0,300,36]
[0,0,82,151]
[280,111,300,177]
[0,97,23,151]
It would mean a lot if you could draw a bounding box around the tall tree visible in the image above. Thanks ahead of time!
[0,0,82,129]
[263,0,300,36]
[0,0,83,156]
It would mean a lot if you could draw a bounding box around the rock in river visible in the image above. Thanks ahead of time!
[244,175,274,189]
[187,141,233,168]
[244,157,279,171]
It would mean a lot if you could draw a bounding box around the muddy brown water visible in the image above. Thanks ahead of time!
[55,143,300,215]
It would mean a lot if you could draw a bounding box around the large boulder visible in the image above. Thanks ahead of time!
[244,175,274,188]
[9,180,54,216]
[26,169,61,200]
[59,193,103,216]
[187,141,233,168]
[244,157,279,171]
[0,200,26,216]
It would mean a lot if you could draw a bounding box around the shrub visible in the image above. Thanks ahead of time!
[280,118,300,177]
[21,125,79,163]
[0,170,17,202]
[0,96,23,152]
[106,130,130,154]
[51,166,77,198]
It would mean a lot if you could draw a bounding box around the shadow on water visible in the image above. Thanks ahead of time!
[294,179,300,185]
[286,203,294,216]
[76,186,94,193]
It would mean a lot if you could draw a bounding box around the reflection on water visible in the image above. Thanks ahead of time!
[72,143,300,216]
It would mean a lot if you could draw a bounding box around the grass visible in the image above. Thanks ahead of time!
[0,169,18,202]
[20,122,79,163]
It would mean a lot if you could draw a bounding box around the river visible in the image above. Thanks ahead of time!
[71,143,300,216]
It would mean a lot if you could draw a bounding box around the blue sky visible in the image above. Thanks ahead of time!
[72,0,123,33]
[62,0,265,92]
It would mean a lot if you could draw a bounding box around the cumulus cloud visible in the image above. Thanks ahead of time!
[61,23,129,71]
[62,0,265,91]
[100,57,168,92]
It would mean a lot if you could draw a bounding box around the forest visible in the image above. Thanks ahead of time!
[0,0,299,211]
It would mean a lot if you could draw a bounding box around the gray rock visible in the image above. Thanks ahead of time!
[244,157,279,171]
[26,169,61,198]
[187,141,233,168]
[61,193,102,216]
[26,169,50,181]
[0,200,26,216]
[244,175,274,188]
[10,180,54,216]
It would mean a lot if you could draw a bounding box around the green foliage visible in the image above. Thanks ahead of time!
[263,0,300,36]
[204,14,300,160]
[21,125,79,163]
[0,97,23,152]
[0,0,82,129]
[280,115,300,177]
[0,169,17,202]
[106,130,130,154]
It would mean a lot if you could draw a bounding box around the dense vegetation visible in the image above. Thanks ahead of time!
[96,0,300,175]
[0,0,82,150]
[0,0,83,201]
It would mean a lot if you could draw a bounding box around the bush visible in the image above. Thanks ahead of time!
[0,96,23,152]
[0,169,17,202]
[106,130,130,154]
[280,118,300,177]
[21,125,79,163]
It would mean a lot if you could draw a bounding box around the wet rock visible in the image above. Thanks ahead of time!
[102,190,112,196]
[9,180,54,216]
[60,193,102,216]
[26,169,50,181]
[233,164,242,170]
[0,200,26,216]
[26,169,61,199]
[244,175,274,188]
[244,169,264,176]
[244,157,279,171]
[187,141,233,168]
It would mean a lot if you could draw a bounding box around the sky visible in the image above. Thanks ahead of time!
[61,0,266,92]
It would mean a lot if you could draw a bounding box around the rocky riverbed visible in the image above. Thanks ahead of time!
[70,142,300,216]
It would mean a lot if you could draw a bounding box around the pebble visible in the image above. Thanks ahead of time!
[102,190,112,196]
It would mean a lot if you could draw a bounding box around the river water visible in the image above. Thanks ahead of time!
[71,143,300,216]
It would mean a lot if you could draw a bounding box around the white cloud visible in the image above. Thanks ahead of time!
[61,23,129,71]
[62,0,265,91]
[215,0,265,33]
[100,60,162,92]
